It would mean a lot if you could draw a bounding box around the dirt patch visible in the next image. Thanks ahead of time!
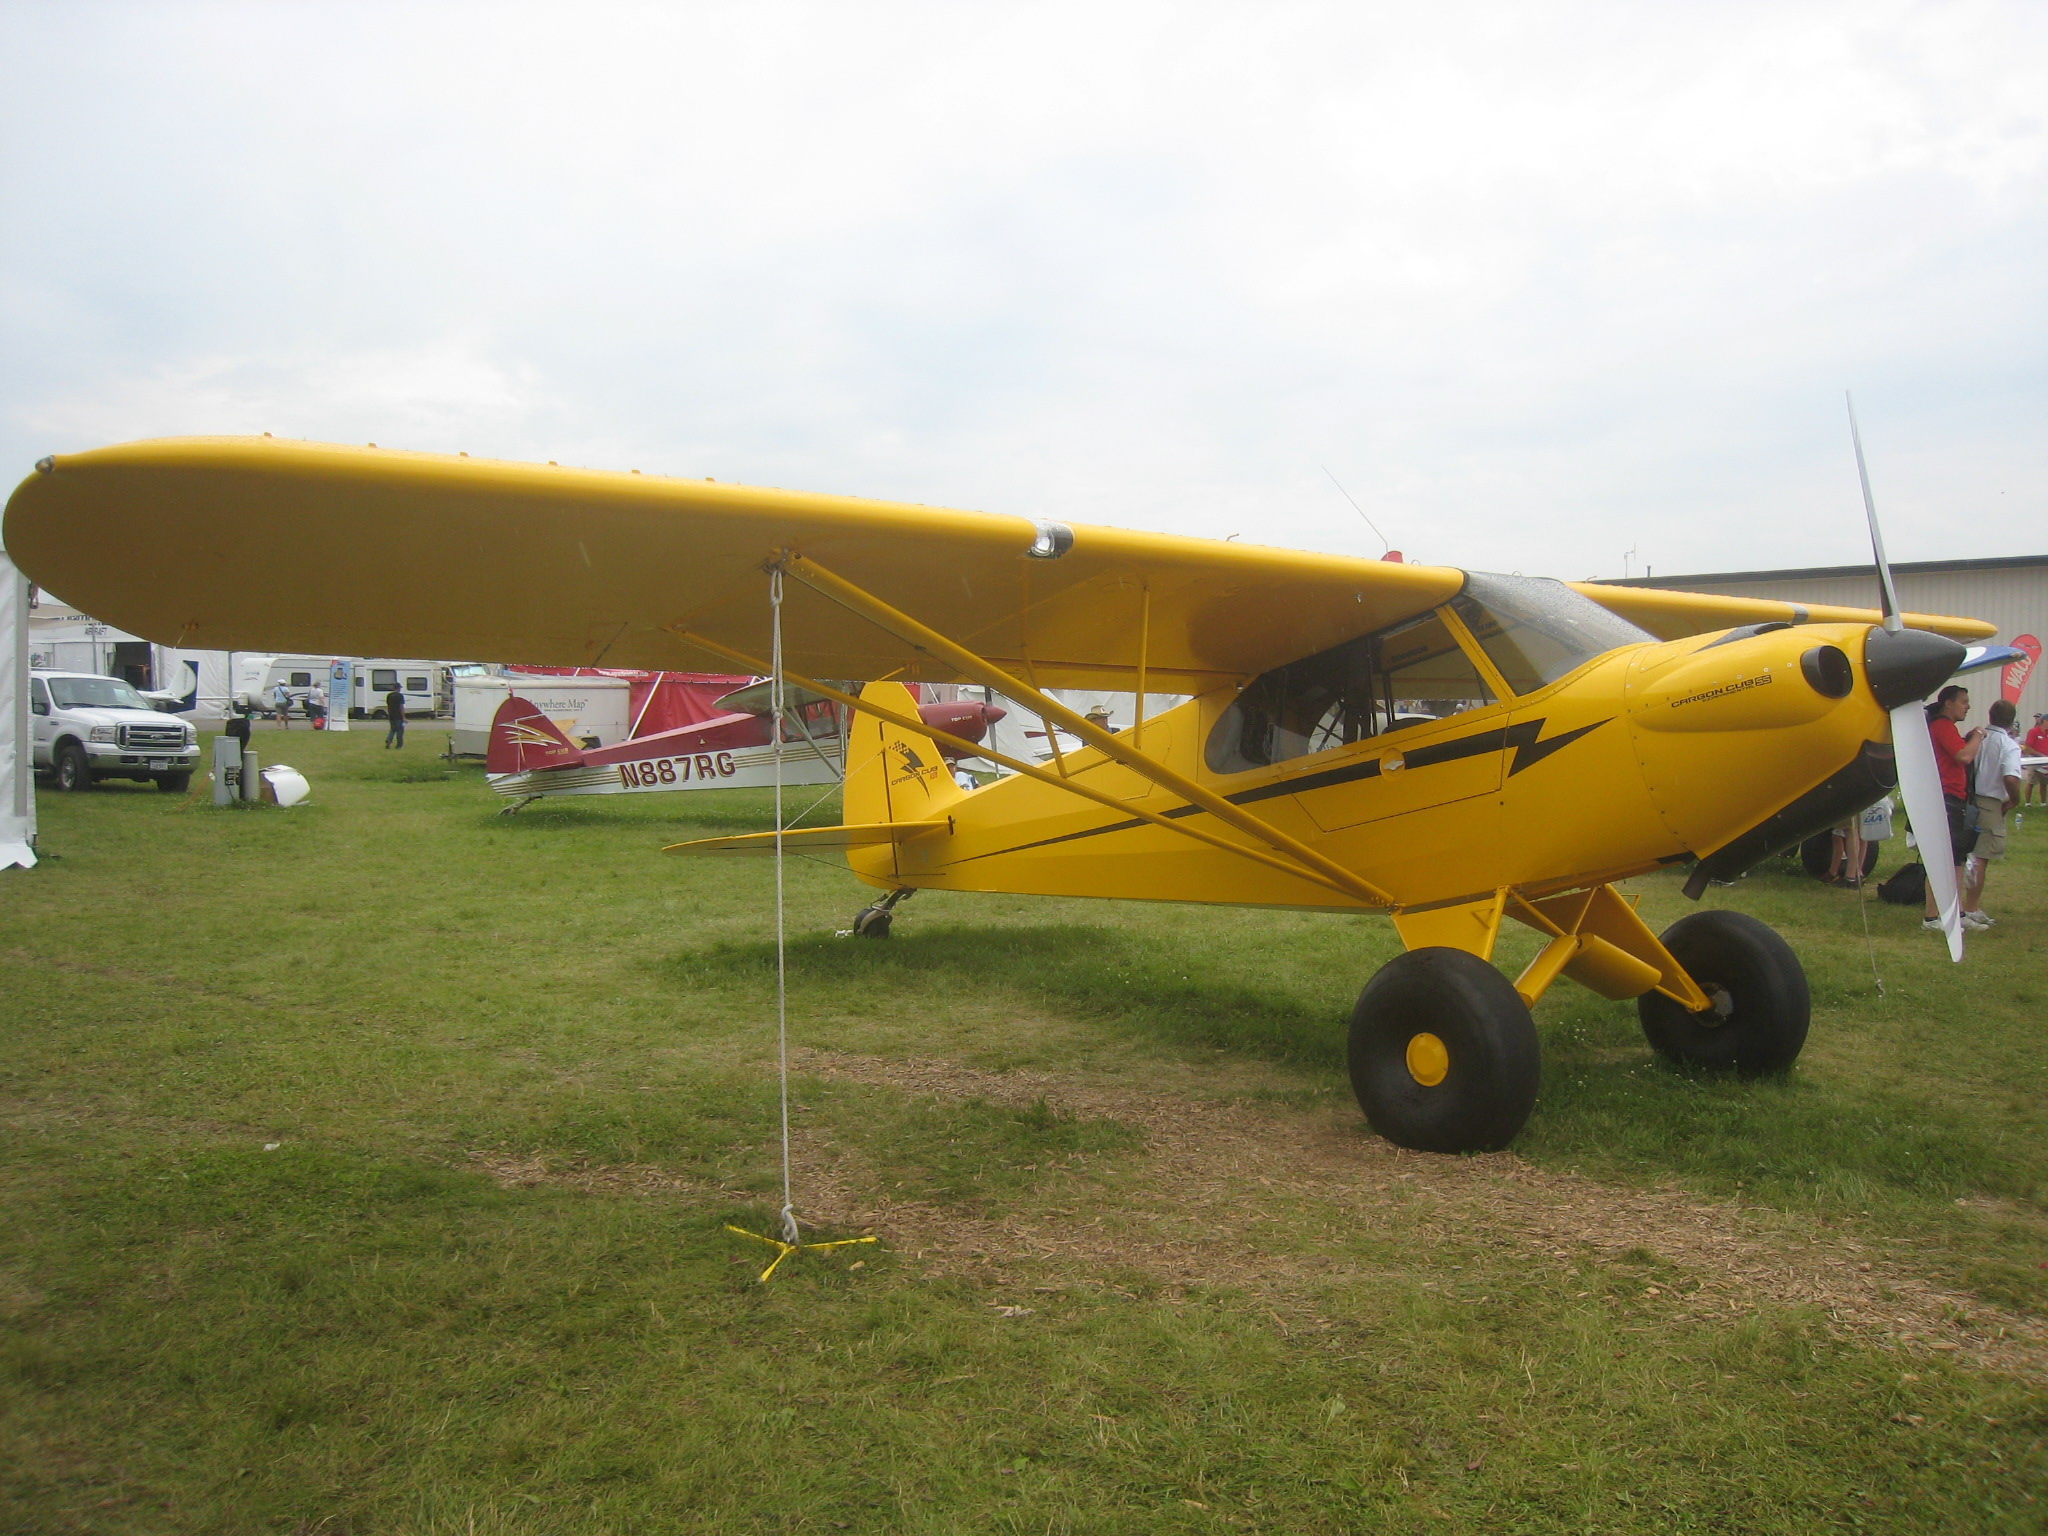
[777,1047,2048,1382]
[467,1150,721,1200]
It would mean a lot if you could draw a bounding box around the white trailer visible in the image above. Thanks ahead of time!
[345,659,449,718]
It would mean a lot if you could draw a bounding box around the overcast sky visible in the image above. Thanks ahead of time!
[2,1,2041,581]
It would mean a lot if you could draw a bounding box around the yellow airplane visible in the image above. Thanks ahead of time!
[4,436,1994,1152]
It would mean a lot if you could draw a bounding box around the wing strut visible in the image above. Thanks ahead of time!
[775,553,1395,908]
[667,629,1373,904]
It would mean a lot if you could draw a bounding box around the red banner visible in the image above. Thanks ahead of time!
[2004,634,2040,705]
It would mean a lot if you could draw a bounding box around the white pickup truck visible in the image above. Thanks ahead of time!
[29,670,200,792]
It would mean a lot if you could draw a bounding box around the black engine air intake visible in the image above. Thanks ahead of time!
[1800,644,1854,698]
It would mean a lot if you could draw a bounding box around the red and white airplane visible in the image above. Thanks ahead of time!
[484,686,1004,811]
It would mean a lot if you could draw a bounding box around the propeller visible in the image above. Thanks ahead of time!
[1848,393,1962,961]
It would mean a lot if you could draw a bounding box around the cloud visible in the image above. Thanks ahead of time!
[2,0,2042,578]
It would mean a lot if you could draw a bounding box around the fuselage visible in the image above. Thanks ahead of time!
[849,579,1939,912]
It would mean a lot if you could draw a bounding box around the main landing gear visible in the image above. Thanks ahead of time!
[1348,950,1540,1152]
[1636,910,1810,1076]
[1347,890,1810,1153]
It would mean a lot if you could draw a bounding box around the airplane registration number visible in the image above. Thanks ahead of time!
[618,752,738,788]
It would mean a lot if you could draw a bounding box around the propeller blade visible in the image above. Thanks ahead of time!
[1847,392,1903,632]
[1891,700,1964,961]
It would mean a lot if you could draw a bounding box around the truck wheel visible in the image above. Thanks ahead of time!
[55,743,93,791]
[1637,910,1809,1076]
[156,772,192,794]
[1347,948,1541,1153]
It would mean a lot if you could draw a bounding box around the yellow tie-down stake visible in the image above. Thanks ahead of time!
[725,1224,880,1283]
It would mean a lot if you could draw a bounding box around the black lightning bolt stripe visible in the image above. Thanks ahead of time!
[1505,718,1608,776]
[952,716,1612,863]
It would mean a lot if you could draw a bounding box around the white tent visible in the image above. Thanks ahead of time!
[1,546,36,870]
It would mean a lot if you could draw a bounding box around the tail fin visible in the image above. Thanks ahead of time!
[844,681,968,831]
[486,696,585,774]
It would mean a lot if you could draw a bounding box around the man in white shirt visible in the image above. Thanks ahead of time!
[1962,699,2023,929]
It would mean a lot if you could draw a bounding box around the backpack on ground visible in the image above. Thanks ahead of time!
[1878,862,1926,905]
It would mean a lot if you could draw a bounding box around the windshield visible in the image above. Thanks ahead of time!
[1450,573,1654,693]
[46,676,153,711]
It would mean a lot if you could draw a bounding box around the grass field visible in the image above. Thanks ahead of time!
[3,724,2044,1534]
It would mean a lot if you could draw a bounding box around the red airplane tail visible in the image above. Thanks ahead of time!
[486,696,586,773]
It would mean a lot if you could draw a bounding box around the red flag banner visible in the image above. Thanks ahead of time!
[2004,634,2040,704]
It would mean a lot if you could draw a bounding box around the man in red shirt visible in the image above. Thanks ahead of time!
[2024,711,2048,806]
[1921,686,1983,928]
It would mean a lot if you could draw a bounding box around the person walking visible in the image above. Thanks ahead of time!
[305,683,327,729]
[2024,711,2048,806]
[1962,700,2024,929]
[1922,685,1982,932]
[384,685,407,748]
[271,680,293,728]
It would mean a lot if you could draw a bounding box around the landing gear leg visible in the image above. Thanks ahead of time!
[849,887,914,938]
[1347,948,1541,1153]
[497,796,543,816]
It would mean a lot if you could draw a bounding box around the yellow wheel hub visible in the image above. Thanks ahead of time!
[1405,1031,1450,1087]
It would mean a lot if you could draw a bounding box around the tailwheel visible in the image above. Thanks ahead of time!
[849,887,914,939]
[1637,910,1809,1076]
[1347,948,1541,1153]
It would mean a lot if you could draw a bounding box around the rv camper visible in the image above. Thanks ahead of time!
[348,659,449,718]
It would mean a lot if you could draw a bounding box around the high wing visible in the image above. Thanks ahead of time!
[3,436,1461,691]
[1572,581,1992,643]
[4,438,1992,689]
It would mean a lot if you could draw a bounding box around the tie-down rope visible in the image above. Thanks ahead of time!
[725,565,877,1279]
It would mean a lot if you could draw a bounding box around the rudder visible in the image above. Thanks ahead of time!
[844,682,966,882]
[486,696,584,774]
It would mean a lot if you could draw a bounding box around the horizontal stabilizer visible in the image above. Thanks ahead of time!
[663,820,949,855]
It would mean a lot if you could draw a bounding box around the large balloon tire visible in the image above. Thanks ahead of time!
[1347,948,1541,1153]
[1637,910,1809,1077]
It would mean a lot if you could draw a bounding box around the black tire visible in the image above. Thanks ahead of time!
[1347,948,1540,1153]
[1798,833,1833,880]
[54,743,93,792]
[1637,910,1809,1076]
[1861,840,1880,878]
[156,772,192,794]
[852,907,893,939]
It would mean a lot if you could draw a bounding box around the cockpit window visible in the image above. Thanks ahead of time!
[1205,608,1496,774]
[1450,572,1654,695]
